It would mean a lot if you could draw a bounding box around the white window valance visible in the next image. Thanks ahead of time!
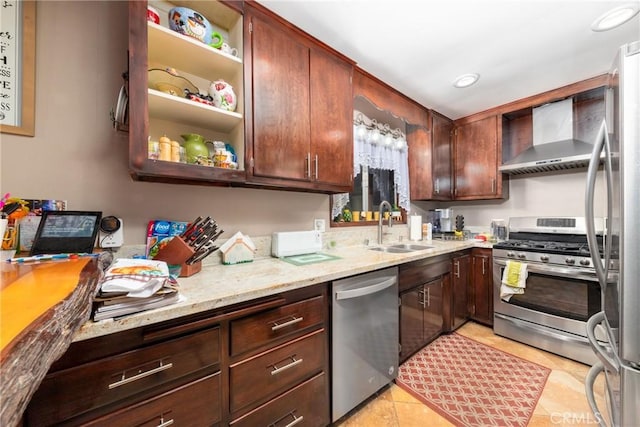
[332,111,410,218]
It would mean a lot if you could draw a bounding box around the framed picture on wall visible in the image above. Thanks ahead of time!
[0,0,36,136]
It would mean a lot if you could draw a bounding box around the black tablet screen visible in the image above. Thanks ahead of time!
[30,211,102,255]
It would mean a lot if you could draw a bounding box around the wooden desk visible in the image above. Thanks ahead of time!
[0,259,102,426]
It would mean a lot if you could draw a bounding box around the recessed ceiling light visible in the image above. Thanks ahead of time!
[453,73,480,88]
[591,4,640,32]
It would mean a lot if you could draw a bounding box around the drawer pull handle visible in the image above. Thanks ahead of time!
[157,416,174,427]
[285,414,304,427]
[270,356,303,376]
[108,360,173,389]
[269,411,304,427]
[271,316,304,331]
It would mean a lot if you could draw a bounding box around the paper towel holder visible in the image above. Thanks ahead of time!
[410,215,422,241]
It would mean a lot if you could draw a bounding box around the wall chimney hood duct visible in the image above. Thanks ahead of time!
[499,98,597,175]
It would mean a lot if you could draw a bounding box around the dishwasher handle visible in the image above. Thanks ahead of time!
[335,276,396,300]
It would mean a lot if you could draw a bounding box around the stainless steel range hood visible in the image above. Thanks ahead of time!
[499,98,597,175]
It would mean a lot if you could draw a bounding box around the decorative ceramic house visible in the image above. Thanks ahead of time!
[219,232,256,265]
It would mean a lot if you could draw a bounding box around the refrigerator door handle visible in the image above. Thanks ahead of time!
[585,119,610,288]
[584,361,608,427]
[586,312,618,372]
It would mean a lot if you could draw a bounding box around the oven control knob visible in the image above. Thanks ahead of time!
[580,259,591,266]
[540,255,549,262]
[517,252,526,259]
[507,251,515,258]
[565,257,576,265]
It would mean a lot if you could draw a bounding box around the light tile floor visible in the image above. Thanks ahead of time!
[335,321,609,427]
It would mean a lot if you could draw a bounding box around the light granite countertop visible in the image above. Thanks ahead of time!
[75,235,493,342]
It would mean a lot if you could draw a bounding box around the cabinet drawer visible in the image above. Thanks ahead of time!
[399,255,450,292]
[231,372,329,427]
[230,295,324,356]
[26,327,220,425]
[230,329,326,414]
[84,373,221,426]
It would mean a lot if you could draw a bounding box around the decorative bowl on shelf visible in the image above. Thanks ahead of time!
[148,68,198,98]
[168,7,213,45]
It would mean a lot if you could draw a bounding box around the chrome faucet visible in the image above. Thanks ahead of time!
[378,200,394,245]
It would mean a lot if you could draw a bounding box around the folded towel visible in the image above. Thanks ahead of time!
[500,260,528,301]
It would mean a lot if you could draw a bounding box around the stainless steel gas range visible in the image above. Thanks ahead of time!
[492,217,613,365]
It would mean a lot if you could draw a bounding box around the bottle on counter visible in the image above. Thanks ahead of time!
[422,222,433,241]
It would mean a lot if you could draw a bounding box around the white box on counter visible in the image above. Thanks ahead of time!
[271,230,322,257]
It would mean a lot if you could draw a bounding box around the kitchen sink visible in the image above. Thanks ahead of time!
[369,244,435,253]
[388,244,434,251]
[369,247,412,253]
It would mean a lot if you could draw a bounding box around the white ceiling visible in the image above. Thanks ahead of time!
[257,0,640,120]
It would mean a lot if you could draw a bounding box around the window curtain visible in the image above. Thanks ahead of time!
[332,111,410,219]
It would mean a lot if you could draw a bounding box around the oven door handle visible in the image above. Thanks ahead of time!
[493,259,608,282]
[494,313,590,345]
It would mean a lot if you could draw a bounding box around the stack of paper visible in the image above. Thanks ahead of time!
[92,258,182,321]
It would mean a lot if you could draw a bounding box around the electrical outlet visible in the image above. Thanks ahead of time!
[314,219,326,233]
[99,218,124,248]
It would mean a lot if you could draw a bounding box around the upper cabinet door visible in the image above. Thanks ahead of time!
[249,12,310,181]
[454,115,505,199]
[408,110,453,201]
[431,112,453,200]
[246,5,354,192]
[407,123,433,201]
[310,49,353,188]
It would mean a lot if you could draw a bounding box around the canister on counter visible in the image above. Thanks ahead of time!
[422,222,433,241]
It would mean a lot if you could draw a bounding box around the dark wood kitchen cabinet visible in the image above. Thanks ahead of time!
[453,115,507,200]
[25,325,223,426]
[400,280,445,363]
[408,110,453,201]
[444,250,470,332]
[127,0,246,186]
[228,289,330,425]
[25,285,329,426]
[407,122,433,201]
[399,255,450,363]
[469,247,494,326]
[430,111,454,199]
[409,110,453,201]
[245,3,354,193]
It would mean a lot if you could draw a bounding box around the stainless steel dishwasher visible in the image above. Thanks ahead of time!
[331,267,399,422]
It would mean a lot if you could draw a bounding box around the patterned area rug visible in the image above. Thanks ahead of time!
[396,333,550,427]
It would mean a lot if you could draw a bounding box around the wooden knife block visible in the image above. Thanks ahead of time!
[153,237,202,277]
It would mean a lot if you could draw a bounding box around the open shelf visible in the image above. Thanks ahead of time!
[148,89,242,132]
[147,22,242,79]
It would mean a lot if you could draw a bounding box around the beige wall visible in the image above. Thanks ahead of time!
[0,1,604,246]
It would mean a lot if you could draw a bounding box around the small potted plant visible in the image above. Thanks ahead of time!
[391,205,402,219]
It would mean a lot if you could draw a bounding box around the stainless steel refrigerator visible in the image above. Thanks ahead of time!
[585,40,640,427]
